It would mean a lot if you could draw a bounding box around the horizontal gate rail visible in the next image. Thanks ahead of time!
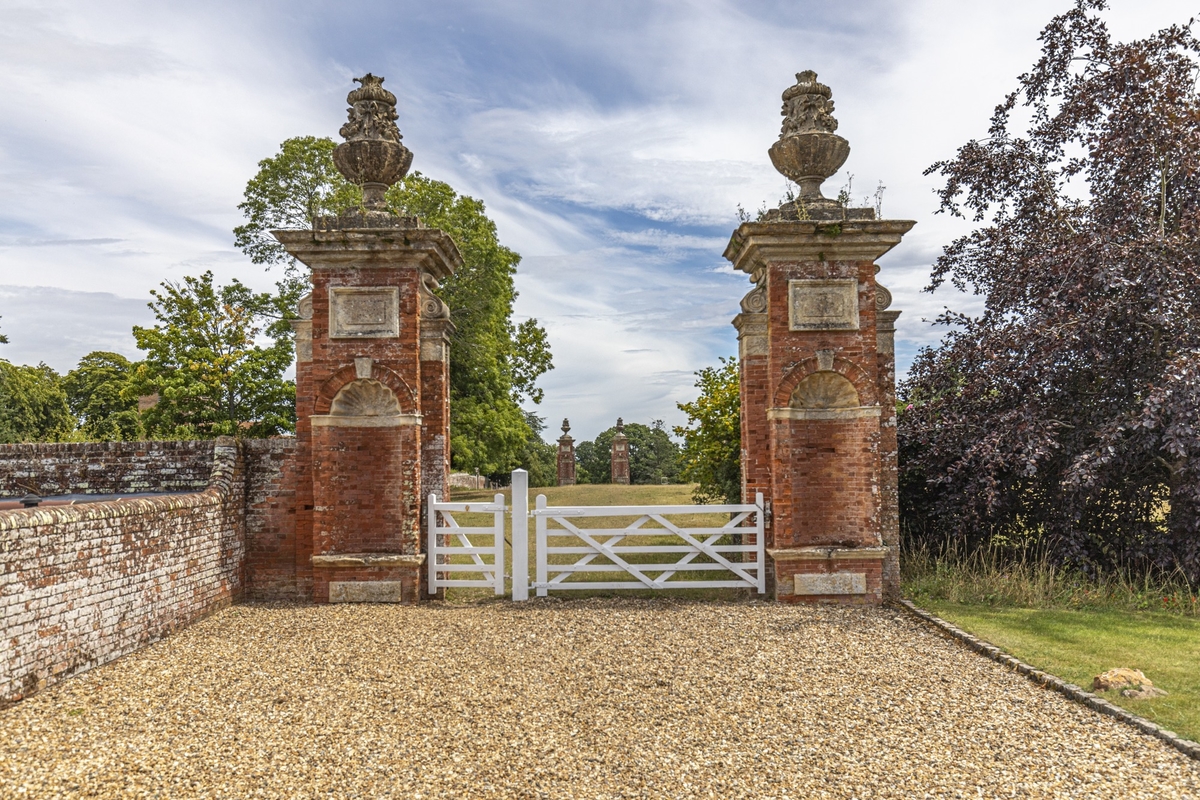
[427,493,505,595]
[526,491,764,596]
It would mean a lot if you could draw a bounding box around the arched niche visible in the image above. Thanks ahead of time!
[789,372,859,410]
[330,379,402,417]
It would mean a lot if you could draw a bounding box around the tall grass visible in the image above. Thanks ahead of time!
[902,540,1199,616]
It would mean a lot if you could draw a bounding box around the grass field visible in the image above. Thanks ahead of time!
[440,483,760,602]
[921,602,1200,744]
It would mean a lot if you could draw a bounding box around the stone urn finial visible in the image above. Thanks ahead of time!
[615,417,624,433]
[333,74,414,211]
[561,418,571,435]
[768,71,850,202]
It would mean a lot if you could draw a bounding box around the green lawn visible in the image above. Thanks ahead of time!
[440,483,756,602]
[923,602,1200,744]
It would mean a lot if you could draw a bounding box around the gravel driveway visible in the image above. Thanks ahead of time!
[2,599,1197,798]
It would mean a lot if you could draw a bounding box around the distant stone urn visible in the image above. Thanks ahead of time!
[768,71,850,202]
[333,74,413,210]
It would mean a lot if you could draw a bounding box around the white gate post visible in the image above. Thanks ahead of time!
[755,491,766,594]
[427,493,439,596]
[492,492,506,596]
[511,469,529,601]
[535,494,548,597]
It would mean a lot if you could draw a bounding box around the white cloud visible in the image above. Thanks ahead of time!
[0,0,1193,434]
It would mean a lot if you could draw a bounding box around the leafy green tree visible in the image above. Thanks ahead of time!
[575,432,612,484]
[385,173,553,473]
[234,137,553,476]
[129,271,295,438]
[519,413,559,487]
[675,357,741,504]
[233,136,360,301]
[574,440,598,484]
[0,361,75,443]
[0,316,8,344]
[63,352,143,441]
[575,421,681,485]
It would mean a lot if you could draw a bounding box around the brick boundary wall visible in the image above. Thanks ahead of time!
[0,440,216,497]
[0,438,246,707]
[897,599,1200,761]
[242,438,307,601]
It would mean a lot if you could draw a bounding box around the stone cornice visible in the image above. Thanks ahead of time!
[724,220,917,277]
[272,228,462,279]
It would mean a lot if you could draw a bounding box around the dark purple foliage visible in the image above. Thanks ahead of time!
[899,0,1200,581]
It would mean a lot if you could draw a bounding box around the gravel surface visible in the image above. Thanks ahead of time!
[2,600,1197,799]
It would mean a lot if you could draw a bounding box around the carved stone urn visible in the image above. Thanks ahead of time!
[333,74,413,210]
[767,71,850,201]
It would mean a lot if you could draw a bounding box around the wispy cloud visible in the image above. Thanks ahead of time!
[1,238,125,248]
[0,0,1193,439]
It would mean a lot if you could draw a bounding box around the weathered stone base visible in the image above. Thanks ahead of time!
[769,547,886,605]
[311,553,425,604]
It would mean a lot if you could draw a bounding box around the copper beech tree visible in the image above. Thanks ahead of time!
[899,0,1200,580]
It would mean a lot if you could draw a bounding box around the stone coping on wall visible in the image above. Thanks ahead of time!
[0,439,237,532]
[311,553,426,568]
[0,440,217,497]
[897,599,1200,762]
[768,546,889,561]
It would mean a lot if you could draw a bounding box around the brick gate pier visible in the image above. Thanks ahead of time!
[274,74,460,603]
[728,71,914,604]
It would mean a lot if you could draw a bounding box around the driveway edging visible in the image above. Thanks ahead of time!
[895,598,1200,762]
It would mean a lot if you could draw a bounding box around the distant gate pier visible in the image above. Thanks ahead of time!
[727,71,914,604]
[556,419,576,486]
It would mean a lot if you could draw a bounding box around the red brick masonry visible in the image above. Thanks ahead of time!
[0,439,246,706]
[726,220,915,603]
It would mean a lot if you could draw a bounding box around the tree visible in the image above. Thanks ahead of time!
[519,412,559,487]
[675,357,741,504]
[129,271,295,438]
[233,136,360,301]
[573,433,610,484]
[575,421,681,485]
[63,352,143,441]
[385,173,553,474]
[899,0,1200,580]
[234,137,553,476]
[0,361,75,443]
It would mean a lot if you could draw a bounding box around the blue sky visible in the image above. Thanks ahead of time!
[0,0,1193,440]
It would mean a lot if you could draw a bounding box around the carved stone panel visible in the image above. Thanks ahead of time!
[329,286,400,338]
[794,572,866,595]
[788,279,859,331]
[329,581,406,603]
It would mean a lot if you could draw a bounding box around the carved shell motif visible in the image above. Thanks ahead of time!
[790,372,859,409]
[330,379,402,416]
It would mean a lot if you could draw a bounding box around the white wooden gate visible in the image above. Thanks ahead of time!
[427,492,506,595]
[509,477,764,598]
